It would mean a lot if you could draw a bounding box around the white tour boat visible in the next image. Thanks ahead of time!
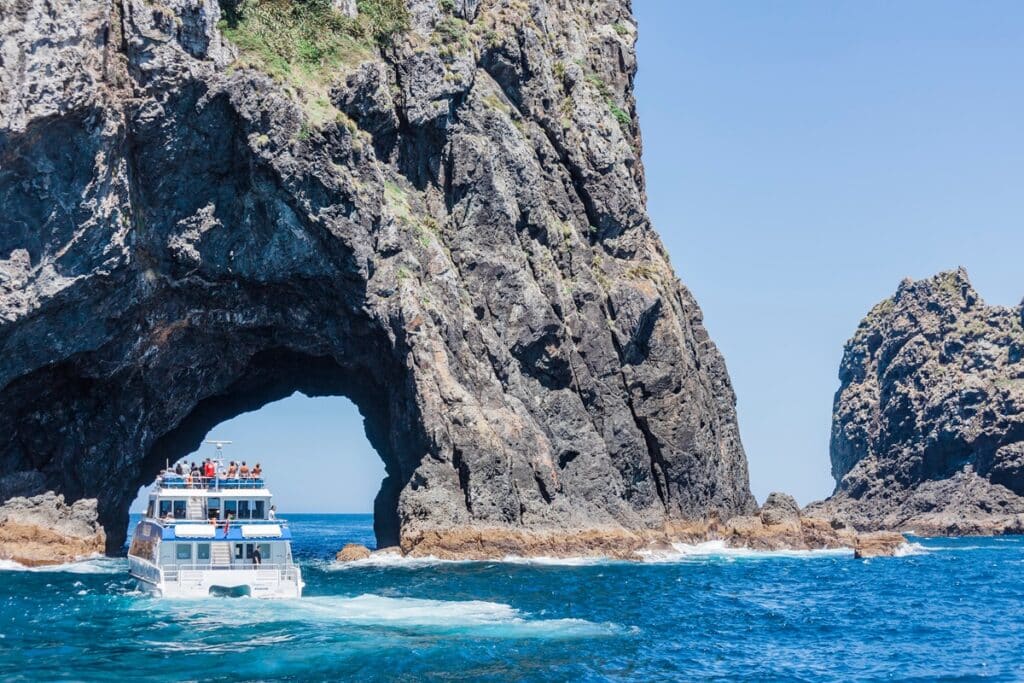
[128,441,303,598]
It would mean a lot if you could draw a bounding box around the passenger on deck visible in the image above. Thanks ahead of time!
[174,462,184,476]
[252,546,262,565]
[268,505,277,520]
[252,463,262,478]
[227,461,237,478]
[204,459,215,479]
[239,462,250,478]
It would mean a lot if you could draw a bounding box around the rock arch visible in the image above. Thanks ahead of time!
[0,0,755,558]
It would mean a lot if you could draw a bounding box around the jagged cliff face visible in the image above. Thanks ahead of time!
[0,0,755,554]
[812,269,1024,534]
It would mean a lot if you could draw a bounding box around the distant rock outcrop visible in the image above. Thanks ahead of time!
[809,269,1024,535]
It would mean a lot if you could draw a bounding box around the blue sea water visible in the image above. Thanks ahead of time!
[0,514,1022,681]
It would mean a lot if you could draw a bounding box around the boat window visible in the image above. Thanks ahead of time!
[224,500,237,519]
[208,498,220,515]
[245,543,255,559]
[238,500,251,520]
[254,500,265,519]
[258,543,271,560]
[197,544,210,561]
[176,544,192,561]
[146,500,155,518]
[234,543,244,560]
[173,500,186,519]
[159,500,172,518]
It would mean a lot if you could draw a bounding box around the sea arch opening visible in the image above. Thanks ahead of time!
[116,348,422,554]
[129,392,385,536]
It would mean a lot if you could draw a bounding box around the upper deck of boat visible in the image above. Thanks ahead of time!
[155,475,271,497]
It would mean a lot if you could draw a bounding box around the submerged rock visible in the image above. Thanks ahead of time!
[0,0,755,556]
[810,269,1024,535]
[853,532,907,559]
[0,493,105,566]
[336,543,372,562]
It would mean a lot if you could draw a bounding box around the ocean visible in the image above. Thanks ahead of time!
[0,514,1021,681]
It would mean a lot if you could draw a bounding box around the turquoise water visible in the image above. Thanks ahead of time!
[1,514,1022,681]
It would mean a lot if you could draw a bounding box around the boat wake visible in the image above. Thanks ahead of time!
[137,593,619,639]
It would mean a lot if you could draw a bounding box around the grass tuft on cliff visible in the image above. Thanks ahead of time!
[218,0,408,127]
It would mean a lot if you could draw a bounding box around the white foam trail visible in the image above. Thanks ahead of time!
[0,556,124,574]
[139,593,618,638]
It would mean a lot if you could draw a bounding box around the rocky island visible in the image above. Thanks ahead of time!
[809,269,1024,535]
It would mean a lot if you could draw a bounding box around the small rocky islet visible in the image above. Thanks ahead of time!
[808,268,1024,536]
[0,1,1018,566]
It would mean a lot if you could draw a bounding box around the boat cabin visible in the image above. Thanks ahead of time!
[134,472,293,571]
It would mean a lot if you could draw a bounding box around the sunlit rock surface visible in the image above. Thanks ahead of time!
[0,0,757,555]
[0,493,105,566]
[809,269,1024,535]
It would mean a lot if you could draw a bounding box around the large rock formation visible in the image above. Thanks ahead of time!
[810,269,1024,535]
[0,0,757,556]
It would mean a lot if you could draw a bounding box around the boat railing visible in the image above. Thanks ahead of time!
[150,516,288,526]
[157,475,267,490]
[163,563,300,583]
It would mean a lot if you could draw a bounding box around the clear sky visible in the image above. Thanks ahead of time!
[134,2,1023,513]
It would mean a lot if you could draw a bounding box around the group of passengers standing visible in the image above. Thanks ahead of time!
[168,458,263,485]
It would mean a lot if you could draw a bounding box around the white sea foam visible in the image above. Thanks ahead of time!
[0,556,124,574]
[498,554,619,566]
[329,553,619,569]
[140,593,617,639]
[893,542,929,557]
[324,553,468,570]
[637,540,852,563]
[326,541,855,569]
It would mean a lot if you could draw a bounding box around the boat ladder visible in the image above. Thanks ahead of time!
[211,542,232,565]
[186,496,205,520]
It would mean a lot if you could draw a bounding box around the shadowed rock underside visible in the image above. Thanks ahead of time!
[809,269,1024,535]
[0,0,757,557]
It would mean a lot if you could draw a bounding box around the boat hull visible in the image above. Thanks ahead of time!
[128,556,303,599]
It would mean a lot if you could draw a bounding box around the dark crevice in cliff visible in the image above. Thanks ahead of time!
[602,301,668,509]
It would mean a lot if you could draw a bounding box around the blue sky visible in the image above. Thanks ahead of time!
[134,2,1023,512]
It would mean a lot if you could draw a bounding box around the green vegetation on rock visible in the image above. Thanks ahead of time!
[218,0,409,126]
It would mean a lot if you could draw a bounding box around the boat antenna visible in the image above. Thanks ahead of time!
[204,440,232,467]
